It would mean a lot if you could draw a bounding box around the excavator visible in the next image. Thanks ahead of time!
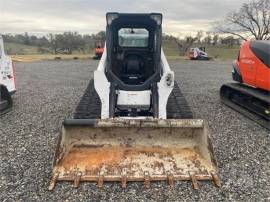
[93,39,105,59]
[220,40,270,129]
[49,13,220,190]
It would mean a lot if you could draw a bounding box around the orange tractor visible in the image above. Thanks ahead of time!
[93,39,105,59]
[220,40,270,129]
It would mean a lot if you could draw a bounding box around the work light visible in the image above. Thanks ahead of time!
[106,13,119,25]
[150,13,162,25]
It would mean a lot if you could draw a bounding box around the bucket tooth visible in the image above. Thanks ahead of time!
[167,173,174,188]
[73,172,82,188]
[190,173,199,190]
[144,171,151,188]
[121,169,127,188]
[48,172,59,191]
[211,172,221,187]
[97,173,104,188]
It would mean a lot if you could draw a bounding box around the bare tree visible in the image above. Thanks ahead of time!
[215,0,270,40]
[203,32,212,45]
[212,34,219,46]
[48,34,59,54]
[220,36,238,47]
[196,30,204,43]
[96,31,106,41]
[174,36,197,56]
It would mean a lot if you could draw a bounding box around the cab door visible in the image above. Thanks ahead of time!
[250,41,270,91]
[255,61,270,91]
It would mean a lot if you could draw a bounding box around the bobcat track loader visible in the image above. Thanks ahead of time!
[49,13,220,190]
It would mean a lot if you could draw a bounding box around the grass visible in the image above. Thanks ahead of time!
[5,41,240,62]
[5,42,41,55]
[162,40,239,61]
[5,42,93,62]
[206,45,239,60]
[11,54,93,62]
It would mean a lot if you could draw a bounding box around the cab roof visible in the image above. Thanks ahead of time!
[106,12,163,27]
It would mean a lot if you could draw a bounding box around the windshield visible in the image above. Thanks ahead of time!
[118,28,149,47]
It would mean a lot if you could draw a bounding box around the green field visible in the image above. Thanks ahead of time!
[206,46,239,60]
[5,42,41,55]
[5,41,239,61]
[162,39,239,60]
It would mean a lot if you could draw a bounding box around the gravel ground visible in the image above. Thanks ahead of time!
[0,59,269,201]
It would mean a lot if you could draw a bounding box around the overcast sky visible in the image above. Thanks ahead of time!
[0,0,248,36]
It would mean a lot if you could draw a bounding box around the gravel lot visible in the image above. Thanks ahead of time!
[1,59,269,201]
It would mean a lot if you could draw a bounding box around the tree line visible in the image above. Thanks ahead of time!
[2,31,106,55]
[2,30,241,56]
[163,32,241,56]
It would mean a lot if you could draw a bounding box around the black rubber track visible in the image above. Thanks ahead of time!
[73,79,101,119]
[220,83,270,130]
[73,79,193,119]
[166,82,193,119]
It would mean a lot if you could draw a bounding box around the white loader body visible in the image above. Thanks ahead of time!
[94,45,174,119]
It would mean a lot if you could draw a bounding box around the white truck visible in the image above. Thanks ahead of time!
[0,35,16,114]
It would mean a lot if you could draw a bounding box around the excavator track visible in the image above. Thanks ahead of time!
[73,79,193,119]
[220,83,270,130]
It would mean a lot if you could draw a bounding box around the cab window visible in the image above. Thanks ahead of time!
[118,28,149,47]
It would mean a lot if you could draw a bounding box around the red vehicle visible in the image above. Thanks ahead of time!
[93,39,105,59]
[188,47,209,60]
[220,40,270,129]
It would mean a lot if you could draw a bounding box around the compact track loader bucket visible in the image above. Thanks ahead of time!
[49,119,220,190]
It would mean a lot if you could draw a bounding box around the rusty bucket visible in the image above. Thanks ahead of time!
[49,118,220,190]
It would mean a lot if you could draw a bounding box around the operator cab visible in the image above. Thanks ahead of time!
[105,13,162,90]
[118,27,150,85]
